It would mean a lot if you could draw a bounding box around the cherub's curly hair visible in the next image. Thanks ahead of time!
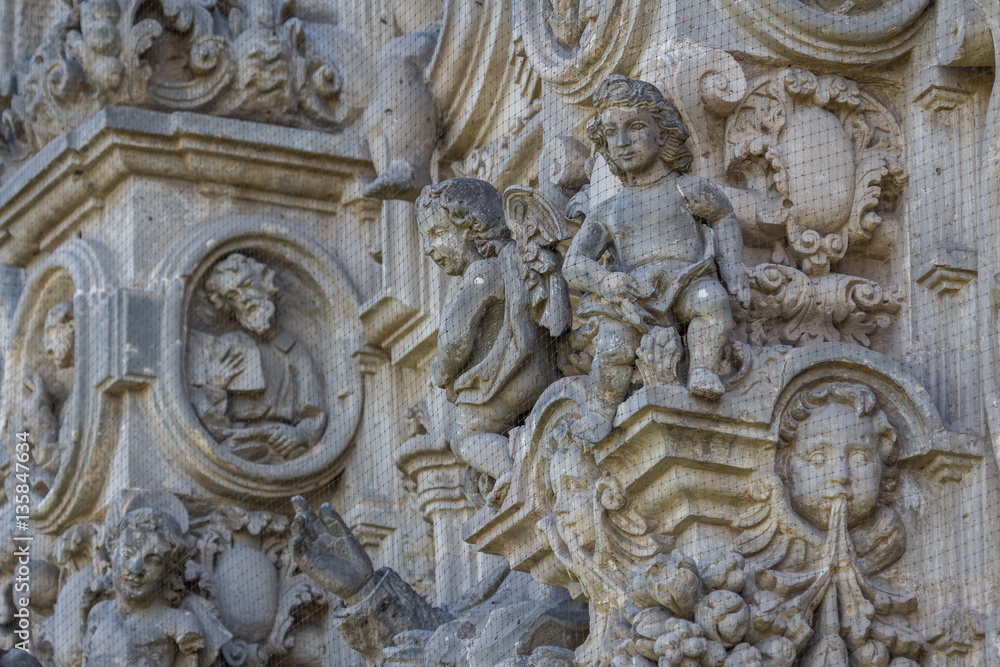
[203,253,278,318]
[107,508,189,607]
[777,382,900,498]
[587,75,693,181]
[415,178,510,259]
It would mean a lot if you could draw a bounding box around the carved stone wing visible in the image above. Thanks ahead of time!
[502,185,573,337]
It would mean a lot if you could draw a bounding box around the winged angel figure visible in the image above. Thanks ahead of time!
[416,178,572,499]
[733,382,923,666]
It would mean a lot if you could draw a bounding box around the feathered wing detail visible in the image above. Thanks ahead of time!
[502,185,573,337]
[732,473,810,572]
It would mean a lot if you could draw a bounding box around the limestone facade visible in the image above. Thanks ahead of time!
[0,0,998,665]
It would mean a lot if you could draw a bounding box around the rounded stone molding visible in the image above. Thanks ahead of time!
[720,0,931,65]
[514,0,654,104]
[0,239,118,534]
[149,216,364,500]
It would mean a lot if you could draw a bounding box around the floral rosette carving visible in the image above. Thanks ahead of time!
[726,69,907,277]
[1,0,351,167]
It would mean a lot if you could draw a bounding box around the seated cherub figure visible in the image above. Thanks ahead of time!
[564,75,749,442]
[83,508,205,667]
[416,178,570,486]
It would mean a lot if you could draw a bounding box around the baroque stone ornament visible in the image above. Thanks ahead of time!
[733,382,922,665]
[0,239,119,534]
[150,217,363,499]
[188,252,327,465]
[717,0,931,64]
[290,496,584,666]
[727,69,907,277]
[727,69,907,348]
[564,75,748,442]
[514,0,653,104]
[0,0,364,169]
[415,178,570,492]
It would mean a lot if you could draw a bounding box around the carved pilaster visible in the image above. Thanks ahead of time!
[396,434,478,607]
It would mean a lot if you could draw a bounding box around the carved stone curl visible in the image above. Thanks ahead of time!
[149,217,363,500]
[727,69,907,277]
[717,0,931,65]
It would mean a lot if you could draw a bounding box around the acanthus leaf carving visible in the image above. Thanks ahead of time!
[747,263,903,348]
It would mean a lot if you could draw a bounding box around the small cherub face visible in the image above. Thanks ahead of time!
[111,524,172,609]
[786,402,883,530]
[416,203,479,276]
[550,446,600,552]
[43,303,74,370]
[599,106,662,178]
[215,265,276,336]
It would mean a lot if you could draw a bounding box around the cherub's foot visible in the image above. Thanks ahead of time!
[361,160,431,202]
[689,367,725,400]
[486,469,512,508]
[571,412,614,443]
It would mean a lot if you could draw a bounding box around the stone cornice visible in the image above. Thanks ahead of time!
[0,106,371,266]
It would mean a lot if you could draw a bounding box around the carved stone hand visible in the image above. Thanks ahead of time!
[290,496,374,602]
[208,345,245,388]
[267,423,308,459]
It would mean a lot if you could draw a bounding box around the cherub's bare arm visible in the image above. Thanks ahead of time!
[436,259,503,387]
[562,219,611,295]
[678,176,750,308]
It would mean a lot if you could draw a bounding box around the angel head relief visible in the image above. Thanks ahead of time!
[187,253,327,465]
[735,381,920,665]
[777,382,898,532]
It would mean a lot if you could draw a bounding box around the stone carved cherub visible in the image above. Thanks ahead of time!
[82,507,228,667]
[416,178,571,489]
[188,253,327,464]
[734,382,922,666]
[564,75,749,442]
[19,301,74,493]
[537,423,670,666]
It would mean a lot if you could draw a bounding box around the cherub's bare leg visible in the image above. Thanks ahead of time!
[362,32,439,202]
[678,277,733,400]
[452,428,513,481]
[574,317,642,442]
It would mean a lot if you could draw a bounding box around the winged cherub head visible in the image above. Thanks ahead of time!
[777,382,900,531]
[416,178,510,276]
[587,75,694,183]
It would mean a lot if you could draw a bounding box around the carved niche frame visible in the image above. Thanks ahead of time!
[0,239,119,534]
[151,216,364,500]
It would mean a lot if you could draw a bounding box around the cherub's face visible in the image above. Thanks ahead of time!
[216,265,276,336]
[111,525,171,609]
[43,307,74,370]
[786,402,883,530]
[417,204,479,276]
[553,474,597,551]
[599,106,661,177]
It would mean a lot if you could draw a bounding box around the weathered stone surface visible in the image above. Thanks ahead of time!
[0,0,998,664]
